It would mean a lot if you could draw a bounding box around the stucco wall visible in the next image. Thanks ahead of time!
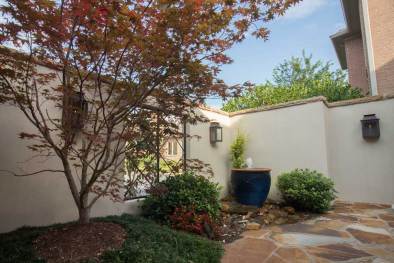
[188,109,232,197]
[0,102,142,233]
[327,99,394,204]
[190,97,394,205]
[368,0,394,95]
[231,102,330,200]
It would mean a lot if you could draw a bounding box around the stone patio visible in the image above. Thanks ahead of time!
[222,201,394,263]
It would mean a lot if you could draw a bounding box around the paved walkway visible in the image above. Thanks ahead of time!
[222,201,394,263]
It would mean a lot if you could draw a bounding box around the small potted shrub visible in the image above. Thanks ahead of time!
[277,169,336,213]
[230,133,271,207]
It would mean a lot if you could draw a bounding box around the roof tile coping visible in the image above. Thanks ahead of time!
[200,93,394,117]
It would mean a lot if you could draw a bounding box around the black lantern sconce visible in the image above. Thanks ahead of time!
[210,122,223,144]
[63,91,88,130]
[361,114,380,140]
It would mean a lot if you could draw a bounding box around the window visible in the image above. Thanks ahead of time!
[167,140,178,156]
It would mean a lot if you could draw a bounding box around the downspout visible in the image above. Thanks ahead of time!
[360,0,378,95]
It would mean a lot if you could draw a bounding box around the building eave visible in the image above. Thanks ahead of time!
[331,0,362,69]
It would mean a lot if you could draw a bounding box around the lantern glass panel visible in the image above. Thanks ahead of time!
[216,127,222,142]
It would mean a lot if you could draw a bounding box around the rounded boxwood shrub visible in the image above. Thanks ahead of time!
[277,169,336,213]
[142,172,221,223]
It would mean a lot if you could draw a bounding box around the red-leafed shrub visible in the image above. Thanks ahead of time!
[169,207,220,240]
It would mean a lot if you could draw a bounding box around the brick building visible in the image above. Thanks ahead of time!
[331,0,394,95]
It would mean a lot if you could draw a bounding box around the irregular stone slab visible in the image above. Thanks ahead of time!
[347,228,394,245]
[352,203,391,210]
[379,213,394,222]
[265,254,286,263]
[275,247,310,263]
[359,219,387,228]
[222,238,277,263]
[314,219,351,230]
[364,247,394,262]
[324,212,359,222]
[241,229,270,239]
[272,232,351,246]
[331,203,355,214]
[347,224,391,235]
[306,243,371,261]
[273,223,350,238]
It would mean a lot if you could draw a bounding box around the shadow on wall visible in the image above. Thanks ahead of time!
[375,58,394,94]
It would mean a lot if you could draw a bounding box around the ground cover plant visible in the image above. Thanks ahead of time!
[0,214,223,263]
[277,169,336,213]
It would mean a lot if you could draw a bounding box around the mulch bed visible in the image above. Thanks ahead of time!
[33,222,126,263]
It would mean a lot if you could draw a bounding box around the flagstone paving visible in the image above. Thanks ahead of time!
[222,201,394,263]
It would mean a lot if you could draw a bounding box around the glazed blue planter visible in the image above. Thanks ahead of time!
[231,168,271,207]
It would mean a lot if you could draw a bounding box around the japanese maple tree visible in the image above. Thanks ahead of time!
[0,0,300,223]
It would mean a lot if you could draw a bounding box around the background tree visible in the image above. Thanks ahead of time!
[0,0,301,223]
[222,52,363,112]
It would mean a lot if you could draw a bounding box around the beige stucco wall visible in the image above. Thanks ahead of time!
[368,0,394,95]
[188,109,232,197]
[0,63,142,233]
[189,97,394,205]
[345,36,370,95]
[0,103,142,233]
[327,99,394,204]
[230,102,330,200]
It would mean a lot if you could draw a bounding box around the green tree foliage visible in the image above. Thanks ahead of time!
[222,52,364,112]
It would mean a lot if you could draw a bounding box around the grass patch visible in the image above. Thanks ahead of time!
[0,214,223,263]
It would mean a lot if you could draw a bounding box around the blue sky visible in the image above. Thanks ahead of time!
[208,0,346,108]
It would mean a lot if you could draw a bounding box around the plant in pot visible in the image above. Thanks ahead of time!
[230,133,271,207]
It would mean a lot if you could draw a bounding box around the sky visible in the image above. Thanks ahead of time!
[208,0,347,108]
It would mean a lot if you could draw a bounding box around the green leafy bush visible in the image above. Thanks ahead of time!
[230,133,246,169]
[142,172,221,223]
[277,169,336,213]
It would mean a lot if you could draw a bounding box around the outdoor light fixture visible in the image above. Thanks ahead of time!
[361,114,380,140]
[210,122,223,144]
[63,91,88,130]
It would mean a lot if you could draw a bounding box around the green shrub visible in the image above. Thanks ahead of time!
[277,169,336,213]
[222,82,363,112]
[142,172,221,223]
[230,133,246,169]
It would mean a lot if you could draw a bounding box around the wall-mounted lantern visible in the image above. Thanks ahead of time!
[210,122,223,144]
[361,114,380,140]
[63,91,88,130]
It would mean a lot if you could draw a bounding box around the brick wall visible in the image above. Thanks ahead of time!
[368,0,394,95]
[344,36,370,95]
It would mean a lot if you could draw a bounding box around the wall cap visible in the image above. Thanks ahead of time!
[201,93,394,117]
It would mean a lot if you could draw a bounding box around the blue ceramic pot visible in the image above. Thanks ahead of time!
[231,168,271,207]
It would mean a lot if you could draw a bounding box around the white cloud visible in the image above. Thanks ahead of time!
[283,0,329,20]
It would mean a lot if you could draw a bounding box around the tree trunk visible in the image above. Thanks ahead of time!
[78,207,91,224]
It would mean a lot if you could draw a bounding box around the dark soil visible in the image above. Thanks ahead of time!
[33,222,126,263]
